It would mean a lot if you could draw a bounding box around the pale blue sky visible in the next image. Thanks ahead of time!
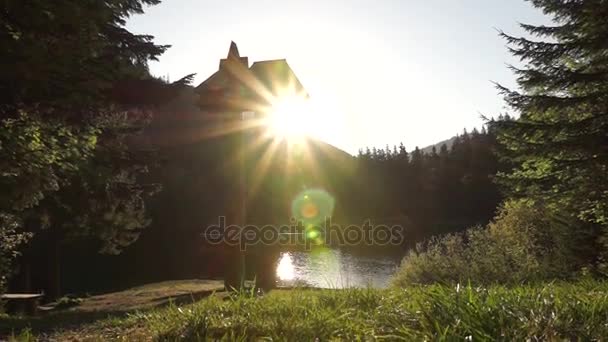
[127,0,548,154]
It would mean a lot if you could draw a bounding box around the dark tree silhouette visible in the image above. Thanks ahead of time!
[0,0,190,298]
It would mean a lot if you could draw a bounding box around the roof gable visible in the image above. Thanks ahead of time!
[249,59,307,97]
[196,42,308,105]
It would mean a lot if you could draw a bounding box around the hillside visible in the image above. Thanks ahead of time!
[420,136,457,154]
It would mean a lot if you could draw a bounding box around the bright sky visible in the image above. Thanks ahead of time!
[127,0,548,155]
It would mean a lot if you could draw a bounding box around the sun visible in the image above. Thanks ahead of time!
[266,96,312,142]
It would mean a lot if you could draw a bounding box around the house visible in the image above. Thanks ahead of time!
[140,41,308,147]
[196,41,307,115]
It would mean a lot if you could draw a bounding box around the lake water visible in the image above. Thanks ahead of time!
[274,247,404,288]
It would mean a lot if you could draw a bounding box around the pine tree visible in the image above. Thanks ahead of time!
[371,147,379,159]
[410,147,424,167]
[0,0,179,297]
[439,143,449,158]
[0,0,169,110]
[430,146,438,158]
[364,147,372,160]
[494,0,608,266]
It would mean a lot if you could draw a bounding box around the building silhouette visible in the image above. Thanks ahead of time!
[197,41,307,115]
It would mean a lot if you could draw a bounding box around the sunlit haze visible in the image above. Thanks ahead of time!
[127,0,548,154]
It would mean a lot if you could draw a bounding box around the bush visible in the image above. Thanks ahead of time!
[53,296,84,310]
[392,200,584,286]
[0,213,31,296]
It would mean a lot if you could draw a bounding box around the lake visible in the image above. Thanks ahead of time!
[274,247,405,288]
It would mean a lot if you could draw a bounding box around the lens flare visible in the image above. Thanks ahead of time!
[306,227,320,240]
[300,202,319,219]
[291,188,335,226]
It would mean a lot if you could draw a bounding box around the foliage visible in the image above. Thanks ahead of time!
[392,200,584,286]
[0,0,169,108]
[0,0,190,296]
[35,109,161,255]
[0,112,98,212]
[8,328,34,342]
[0,214,31,296]
[4,282,608,340]
[0,112,97,294]
[493,0,608,268]
[53,296,84,310]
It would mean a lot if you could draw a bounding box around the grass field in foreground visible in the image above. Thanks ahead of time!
[4,280,608,341]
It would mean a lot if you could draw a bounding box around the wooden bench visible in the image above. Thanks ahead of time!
[1,293,44,315]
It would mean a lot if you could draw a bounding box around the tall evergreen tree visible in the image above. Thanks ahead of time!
[0,0,184,296]
[494,0,608,268]
[0,0,169,109]
[410,147,424,167]
[398,143,409,161]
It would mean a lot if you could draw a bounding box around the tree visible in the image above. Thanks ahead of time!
[0,0,182,297]
[494,0,608,270]
[398,143,409,162]
[0,111,98,295]
[439,143,449,159]
[0,214,31,294]
[410,147,424,167]
[0,0,169,109]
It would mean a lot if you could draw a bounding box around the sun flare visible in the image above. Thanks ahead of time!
[266,96,312,142]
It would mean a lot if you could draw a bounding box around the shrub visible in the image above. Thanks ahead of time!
[392,200,583,286]
[53,296,84,310]
[0,213,31,297]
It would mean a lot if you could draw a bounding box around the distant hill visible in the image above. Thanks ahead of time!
[420,136,457,154]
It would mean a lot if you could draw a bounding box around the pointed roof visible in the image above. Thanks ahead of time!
[227,41,240,59]
[217,41,249,70]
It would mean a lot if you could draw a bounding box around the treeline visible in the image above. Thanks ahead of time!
[352,125,505,242]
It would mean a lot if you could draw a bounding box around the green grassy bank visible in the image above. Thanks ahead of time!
[3,280,608,341]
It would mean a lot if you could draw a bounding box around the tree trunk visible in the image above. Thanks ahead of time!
[23,259,31,293]
[9,256,32,293]
[224,246,245,291]
[253,247,278,292]
[47,234,61,300]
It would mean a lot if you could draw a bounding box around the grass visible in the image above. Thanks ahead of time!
[2,280,608,341]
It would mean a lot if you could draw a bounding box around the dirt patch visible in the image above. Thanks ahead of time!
[72,279,224,312]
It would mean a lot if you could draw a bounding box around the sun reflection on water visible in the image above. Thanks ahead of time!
[276,252,295,281]
[275,248,402,288]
